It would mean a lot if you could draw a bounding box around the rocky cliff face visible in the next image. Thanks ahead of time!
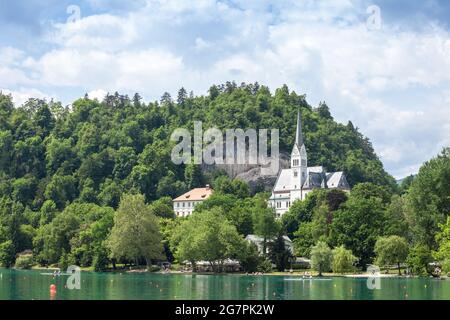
[202,152,290,193]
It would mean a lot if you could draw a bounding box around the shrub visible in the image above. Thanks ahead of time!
[374,236,409,275]
[15,253,34,269]
[239,242,263,273]
[257,259,273,273]
[148,265,161,272]
[332,246,357,274]
[441,259,450,274]
[406,245,432,276]
[0,241,15,267]
[93,249,109,272]
[311,241,332,276]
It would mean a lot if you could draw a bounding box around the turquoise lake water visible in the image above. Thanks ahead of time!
[0,269,449,300]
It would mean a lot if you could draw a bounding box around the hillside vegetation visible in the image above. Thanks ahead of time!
[1,82,446,273]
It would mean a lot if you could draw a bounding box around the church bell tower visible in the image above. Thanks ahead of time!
[291,108,307,189]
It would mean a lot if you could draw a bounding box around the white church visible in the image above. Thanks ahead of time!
[269,109,350,217]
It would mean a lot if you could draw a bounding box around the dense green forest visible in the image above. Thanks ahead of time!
[0,82,448,274]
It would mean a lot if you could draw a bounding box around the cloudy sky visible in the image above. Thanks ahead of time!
[1,0,449,179]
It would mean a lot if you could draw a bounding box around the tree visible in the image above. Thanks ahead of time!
[282,189,344,239]
[171,208,244,272]
[406,245,433,276]
[38,200,58,226]
[399,175,415,193]
[158,217,181,263]
[330,192,386,268]
[0,93,13,130]
[374,236,409,275]
[33,211,80,265]
[208,85,220,100]
[66,204,114,268]
[239,242,264,273]
[106,194,164,267]
[113,147,137,180]
[293,222,316,257]
[12,177,37,204]
[34,103,55,137]
[268,232,293,271]
[213,176,250,199]
[0,130,12,174]
[407,148,450,249]
[316,102,332,120]
[150,197,175,219]
[384,195,410,239]
[98,179,123,209]
[184,163,204,190]
[156,171,186,199]
[0,240,14,267]
[310,241,332,276]
[433,216,450,264]
[79,178,97,204]
[45,137,77,175]
[252,197,280,255]
[332,246,357,274]
[44,174,78,209]
[195,193,253,236]
[177,87,188,106]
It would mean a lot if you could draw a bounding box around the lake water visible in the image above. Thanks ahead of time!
[1,269,449,300]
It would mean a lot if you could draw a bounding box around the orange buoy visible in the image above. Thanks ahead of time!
[50,284,57,299]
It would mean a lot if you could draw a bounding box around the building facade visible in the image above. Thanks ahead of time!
[173,185,213,217]
[269,109,350,217]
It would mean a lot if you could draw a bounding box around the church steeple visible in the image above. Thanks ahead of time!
[295,108,304,147]
[291,108,308,189]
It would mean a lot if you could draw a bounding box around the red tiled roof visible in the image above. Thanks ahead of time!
[173,187,213,202]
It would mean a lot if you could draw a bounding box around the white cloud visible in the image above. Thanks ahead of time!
[0,87,51,106]
[49,14,137,51]
[87,89,107,101]
[194,37,211,51]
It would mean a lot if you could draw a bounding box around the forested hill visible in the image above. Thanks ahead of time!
[0,82,396,210]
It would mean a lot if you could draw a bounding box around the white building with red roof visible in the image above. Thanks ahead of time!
[173,185,213,217]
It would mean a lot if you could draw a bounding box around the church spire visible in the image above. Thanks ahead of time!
[295,108,304,147]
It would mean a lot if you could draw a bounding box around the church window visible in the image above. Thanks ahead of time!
[294,171,298,177]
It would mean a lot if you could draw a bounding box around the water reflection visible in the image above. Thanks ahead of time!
[0,269,449,300]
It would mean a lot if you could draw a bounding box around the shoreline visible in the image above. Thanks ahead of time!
[4,267,446,280]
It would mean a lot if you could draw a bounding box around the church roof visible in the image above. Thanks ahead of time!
[272,167,349,192]
[303,171,327,189]
[326,172,350,189]
[273,169,295,192]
